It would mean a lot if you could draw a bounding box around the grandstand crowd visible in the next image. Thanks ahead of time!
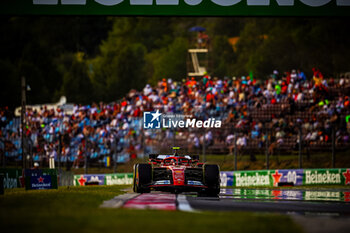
[1,68,350,168]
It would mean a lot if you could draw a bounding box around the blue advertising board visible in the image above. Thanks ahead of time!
[29,175,52,190]
[25,169,58,190]
[220,171,234,187]
[275,169,304,186]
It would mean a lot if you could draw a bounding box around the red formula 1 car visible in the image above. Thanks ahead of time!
[133,147,220,196]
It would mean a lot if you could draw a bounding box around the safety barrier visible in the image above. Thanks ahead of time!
[0,168,23,188]
[24,169,58,190]
[220,168,350,187]
[3,168,349,188]
[74,173,133,186]
[0,168,58,190]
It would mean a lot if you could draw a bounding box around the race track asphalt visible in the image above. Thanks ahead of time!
[187,195,350,215]
[186,188,350,215]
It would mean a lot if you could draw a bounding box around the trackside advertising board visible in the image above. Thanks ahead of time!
[24,169,58,190]
[0,168,23,189]
[74,169,350,187]
[220,168,350,187]
[220,188,350,202]
[0,1,350,16]
[74,173,133,186]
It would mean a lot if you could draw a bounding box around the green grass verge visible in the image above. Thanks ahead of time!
[0,185,303,233]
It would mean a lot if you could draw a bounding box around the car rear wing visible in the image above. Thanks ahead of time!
[148,154,200,163]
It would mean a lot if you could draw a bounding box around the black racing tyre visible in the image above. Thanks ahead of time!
[132,164,138,193]
[134,163,152,193]
[203,164,220,196]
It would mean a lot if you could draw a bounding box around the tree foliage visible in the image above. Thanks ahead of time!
[1,17,350,108]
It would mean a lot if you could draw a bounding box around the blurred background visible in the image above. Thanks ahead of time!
[1,17,350,172]
[1,17,350,107]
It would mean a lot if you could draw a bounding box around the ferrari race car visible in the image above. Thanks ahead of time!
[133,147,220,196]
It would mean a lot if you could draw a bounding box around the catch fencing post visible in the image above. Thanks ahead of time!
[332,125,336,168]
[173,128,176,148]
[265,126,269,170]
[113,152,117,173]
[141,128,145,159]
[202,128,206,163]
[21,76,26,170]
[234,130,237,171]
[298,124,302,169]
[84,136,88,174]
[2,145,4,168]
[58,133,61,173]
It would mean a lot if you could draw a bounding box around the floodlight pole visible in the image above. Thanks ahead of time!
[21,76,26,170]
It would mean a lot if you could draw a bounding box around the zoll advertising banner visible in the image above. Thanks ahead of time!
[0,0,349,16]
[0,168,23,189]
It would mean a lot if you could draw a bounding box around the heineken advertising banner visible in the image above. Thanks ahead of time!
[234,170,272,187]
[74,173,133,186]
[105,173,133,185]
[220,188,350,202]
[303,168,348,185]
[220,168,350,187]
[0,168,23,189]
[0,0,349,16]
[24,169,58,190]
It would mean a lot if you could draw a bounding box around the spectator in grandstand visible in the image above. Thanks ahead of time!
[226,134,235,155]
[1,67,349,166]
[236,135,247,150]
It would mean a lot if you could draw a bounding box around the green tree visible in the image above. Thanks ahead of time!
[91,41,147,101]
[60,53,93,104]
[211,35,235,77]
[232,20,266,77]
[147,37,188,84]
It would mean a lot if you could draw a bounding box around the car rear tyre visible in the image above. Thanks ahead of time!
[203,164,220,196]
[132,164,138,193]
[133,163,152,193]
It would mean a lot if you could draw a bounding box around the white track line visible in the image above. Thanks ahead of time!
[177,194,195,212]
